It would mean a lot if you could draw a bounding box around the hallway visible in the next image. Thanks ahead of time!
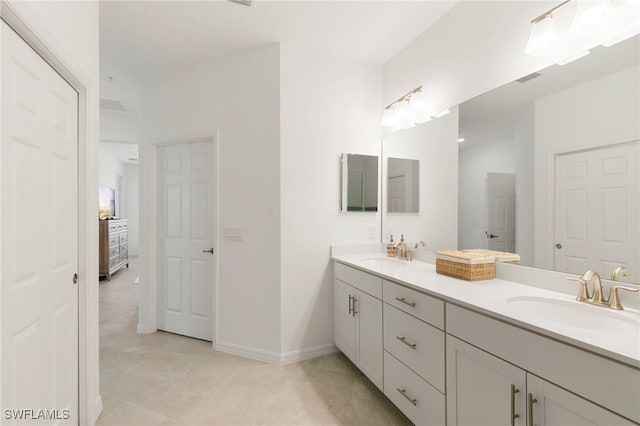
[97,258,410,425]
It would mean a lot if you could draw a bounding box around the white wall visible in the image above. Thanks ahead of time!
[533,66,640,269]
[98,145,123,217]
[515,105,535,266]
[122,165,140,256]
[382,109,459,251]
[280,44,382,357]
[0,1,101,424]
[384,2,568,118]
[458,138,516,250]
[138,45,282,356]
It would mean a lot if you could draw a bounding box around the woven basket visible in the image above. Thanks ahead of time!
[436,258,496,281]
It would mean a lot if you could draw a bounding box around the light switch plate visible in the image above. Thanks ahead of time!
[224,227,245,241]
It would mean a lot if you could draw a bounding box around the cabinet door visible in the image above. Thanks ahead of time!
[527,374,635,426]
[335,279,356,363]
[355,289,383,390]
[447,335,526,426]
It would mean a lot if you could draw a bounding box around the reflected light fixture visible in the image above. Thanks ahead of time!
[457,138,465,143]
[433,109,450,118]
[524,3,564,56]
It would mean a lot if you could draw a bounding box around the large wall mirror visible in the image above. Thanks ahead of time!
[387,157,419,213]
[382,34,639,285]
[341,153,379,212]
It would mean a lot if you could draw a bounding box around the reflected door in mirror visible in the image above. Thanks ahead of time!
[554,143,639,279]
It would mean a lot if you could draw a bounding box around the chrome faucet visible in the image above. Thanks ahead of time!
[567,269,639,310]
[611,266,630,281]
[395,235,412,261]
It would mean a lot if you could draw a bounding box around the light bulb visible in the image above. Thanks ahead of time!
[380,108,396,128]
[571,0,613,34]
[525,16,559,56]
[409,91,427,112]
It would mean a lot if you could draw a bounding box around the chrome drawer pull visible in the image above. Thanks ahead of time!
[396,388,417,406]
[395,297,416,308]
[396,336,417,349]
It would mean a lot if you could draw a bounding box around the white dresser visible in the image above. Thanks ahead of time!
[99,219,129,280]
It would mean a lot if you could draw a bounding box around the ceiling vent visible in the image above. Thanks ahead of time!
[100,98,128,112]
[516,72,542,83]
[228,0,252,6]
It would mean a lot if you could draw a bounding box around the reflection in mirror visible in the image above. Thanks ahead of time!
[458,35,639,284]
[387,158,419,213]
[340,153,378,212]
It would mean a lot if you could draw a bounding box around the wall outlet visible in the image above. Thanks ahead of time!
[224,227,245,241]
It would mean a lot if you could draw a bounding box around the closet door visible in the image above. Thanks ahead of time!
[1,21,79,424]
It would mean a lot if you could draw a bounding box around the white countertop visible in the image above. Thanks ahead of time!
[332,252,640,368]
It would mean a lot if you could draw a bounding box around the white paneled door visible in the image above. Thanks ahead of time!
[158,141,215,341]
[1,21,79,424]
[486,173,516,252]
[555,143,639,278]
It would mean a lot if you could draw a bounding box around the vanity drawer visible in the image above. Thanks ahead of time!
[383,280,444,329]
[335,262,382,299]
[384,304,445,392]
[384,350,445,426]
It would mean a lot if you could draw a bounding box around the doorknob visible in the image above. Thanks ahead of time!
[202,248,214,254]
[485,231,499,239]
[556,243,563,249]
[73,273,78,285]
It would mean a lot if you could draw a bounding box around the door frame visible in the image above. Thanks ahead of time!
[485,172,516,251]
[0,2,98,425]
[138,134,219,347]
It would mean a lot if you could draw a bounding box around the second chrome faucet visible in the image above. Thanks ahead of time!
[567,270,638,311]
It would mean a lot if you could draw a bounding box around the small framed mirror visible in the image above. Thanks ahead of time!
[341,153,379,212]
[387,157,419,213]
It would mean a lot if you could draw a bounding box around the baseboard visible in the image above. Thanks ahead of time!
[215,340,282,364]
[280,344,339,365]
[136,323,156,334]
[216,341,339,365]
[93,394,103,425]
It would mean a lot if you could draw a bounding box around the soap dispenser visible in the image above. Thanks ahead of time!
[386,235,396,258]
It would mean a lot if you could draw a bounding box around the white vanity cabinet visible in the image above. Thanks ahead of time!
[334,263,383,390]
[382,280,446,425]
[447,336,635,426]
[447,336,526,426]
[447,304,639,425]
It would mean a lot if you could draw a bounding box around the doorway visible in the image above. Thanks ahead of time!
[486,173,516,252]
[157,140,217,341]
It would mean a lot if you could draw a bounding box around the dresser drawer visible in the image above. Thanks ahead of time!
[383,280,444,329]
[383,304,445,392]
[109,236,119,248]
[119,251,128,262]
[109,245,120,258]
[109,254,120,267]
[335,262,382,299]
[119,242,128,253]
[384,350,445,426]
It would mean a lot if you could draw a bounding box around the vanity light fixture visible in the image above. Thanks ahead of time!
[381,86,429,130]
[525,0,640,59]
[570,0,613,34]
[556,50,590,65]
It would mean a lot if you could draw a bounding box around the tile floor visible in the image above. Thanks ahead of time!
[97,257,412,426]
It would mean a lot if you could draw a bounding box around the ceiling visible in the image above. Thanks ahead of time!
[100,143,139,165]
[99,1,458,79]
[459,35,640,148]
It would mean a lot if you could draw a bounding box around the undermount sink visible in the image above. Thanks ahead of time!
[505,295,640,334]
